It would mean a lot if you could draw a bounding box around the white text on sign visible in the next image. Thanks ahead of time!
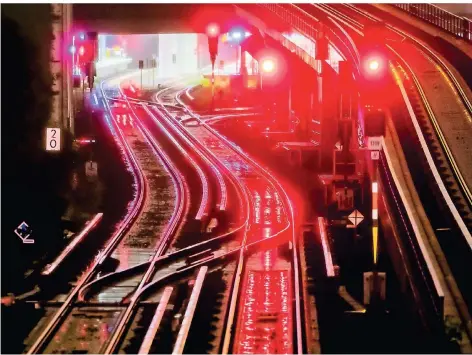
[46,128,61,151]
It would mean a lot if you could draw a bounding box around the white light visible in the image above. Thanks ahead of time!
[262,59,275,73]
[232,31,242,39]
[245,31,251,37]
[372,209,378,220]
[207,24,220,37]
[372,182,378,193]
[368,59,379,71]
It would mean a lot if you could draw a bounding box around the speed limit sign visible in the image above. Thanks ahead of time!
[46,128,61,151]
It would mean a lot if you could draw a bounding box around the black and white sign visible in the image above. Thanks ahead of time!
[46,128,61,151]
[367,136,382,151]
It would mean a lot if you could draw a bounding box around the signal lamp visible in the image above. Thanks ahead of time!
[206,23,220,38]
[232,31,242,40]
[261,59,275,73]
[368,59,380,72]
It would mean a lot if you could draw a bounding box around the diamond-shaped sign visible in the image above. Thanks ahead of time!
[14,221,34,244]
[348,210,364,227]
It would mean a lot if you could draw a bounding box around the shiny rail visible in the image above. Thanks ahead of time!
[26,81,147,355]
[176,92,304,354]
[102,85,189,354]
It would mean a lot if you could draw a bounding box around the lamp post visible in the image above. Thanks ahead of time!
[207,24,220,112]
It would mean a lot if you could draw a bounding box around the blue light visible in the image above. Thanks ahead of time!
[232,31,242,40]
[69,45,76,54]
[79,32,86,41]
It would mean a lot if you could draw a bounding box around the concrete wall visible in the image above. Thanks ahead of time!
[158,34,198,77]
[96,58,132,78]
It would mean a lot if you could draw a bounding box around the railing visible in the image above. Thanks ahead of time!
[258,4,360,74]
[393,3,472,42]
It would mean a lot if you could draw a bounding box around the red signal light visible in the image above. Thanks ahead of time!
[206,23,220,38]
[362,55,385,78]
[368,59,379,71]
[79,46,85,56]
[261,58,275,73]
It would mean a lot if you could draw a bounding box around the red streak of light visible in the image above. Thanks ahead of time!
[234,269,293,354]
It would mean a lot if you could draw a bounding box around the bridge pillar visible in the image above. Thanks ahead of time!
[98,34,107,62]
[51,4,74,135]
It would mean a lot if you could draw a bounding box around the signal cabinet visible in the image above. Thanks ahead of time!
[363,105,386,137]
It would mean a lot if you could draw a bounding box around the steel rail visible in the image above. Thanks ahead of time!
[344,3,472,211]
[176,90,304,354]
[313,3,472,243]
[26,80,147,355]
[102,85,189,354]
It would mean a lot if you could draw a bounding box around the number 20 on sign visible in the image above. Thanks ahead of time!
[46,128,61,151]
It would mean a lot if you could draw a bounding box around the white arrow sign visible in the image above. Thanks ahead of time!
[347,210,364,227]
[14,221,34,244]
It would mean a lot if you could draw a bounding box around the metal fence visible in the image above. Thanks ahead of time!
[393,3,471,42]
[258,4,360,73]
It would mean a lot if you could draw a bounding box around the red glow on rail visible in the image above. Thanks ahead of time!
[234,269,293,354]
[145,105,210,220]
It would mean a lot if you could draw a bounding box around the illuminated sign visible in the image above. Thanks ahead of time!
[46,128,61,151]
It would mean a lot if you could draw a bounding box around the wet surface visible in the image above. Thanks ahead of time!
[23,85,179,353]
[234,269,292,354]
[87,89,177,304]
[42,307,123,354]
[183,122,295,354]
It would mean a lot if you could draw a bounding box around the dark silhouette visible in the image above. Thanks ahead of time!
[1,14,75,295]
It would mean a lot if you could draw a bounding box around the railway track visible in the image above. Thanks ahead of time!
[100,74,251,353]
[312,3,472,235]
[30,70,304,354]
[25,78,188,353]
[119,76,304,352]
[298,2,472,347]
[162,84,305,354]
